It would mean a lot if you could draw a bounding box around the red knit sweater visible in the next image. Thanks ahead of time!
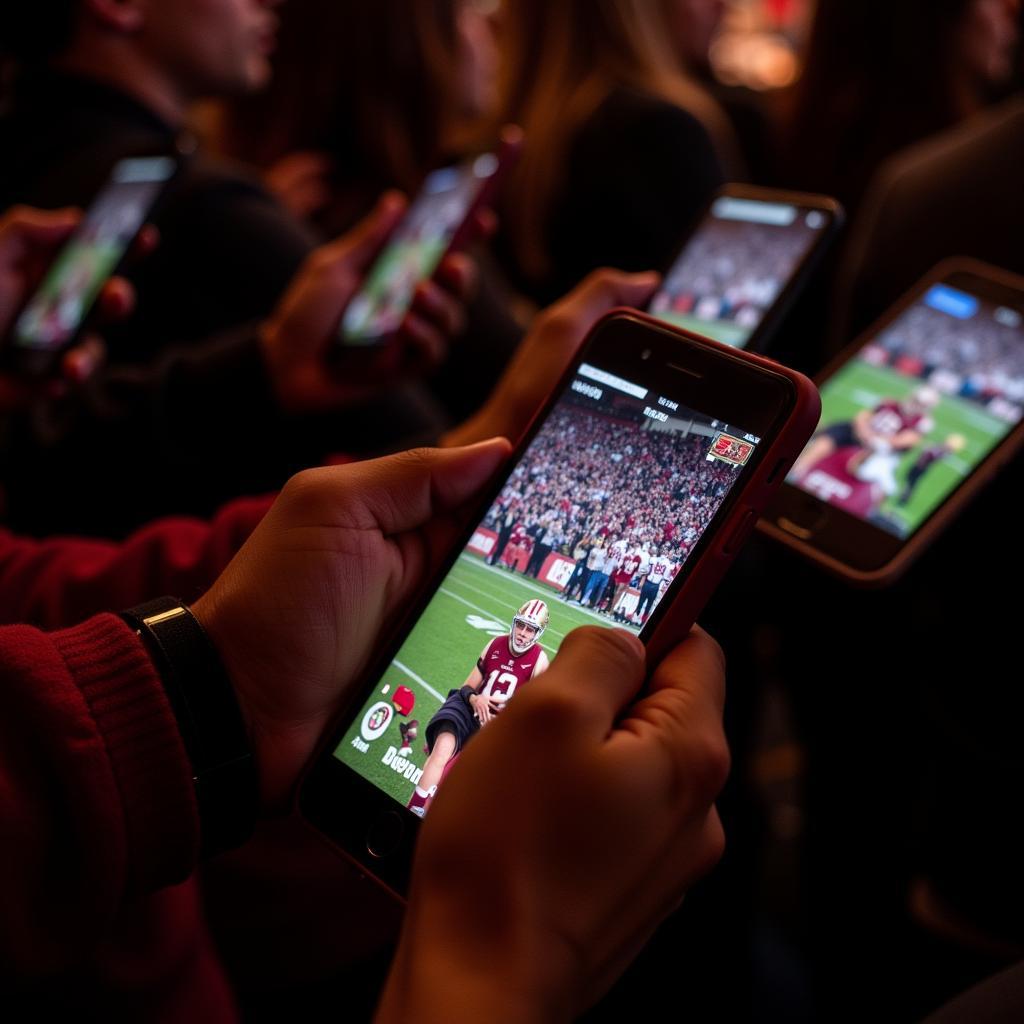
[0,497,272,1017]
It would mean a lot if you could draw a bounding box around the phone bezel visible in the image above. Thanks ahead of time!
[647,183,844,353]
[759,258,1024,586]
[300,310,810,896]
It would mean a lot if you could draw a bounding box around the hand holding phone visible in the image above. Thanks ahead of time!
[0,206,145,407]
[444,268,661,448]
[303,311,819,894]
[377,626,727,1022]
[260,192,478,413]
[192,441,511,807]
[5,155,176,375]
[336,127,521,350]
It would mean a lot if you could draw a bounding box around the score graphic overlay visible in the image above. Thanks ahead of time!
[336,361,761,814]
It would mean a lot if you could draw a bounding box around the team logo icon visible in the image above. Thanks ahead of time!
[360,701,393,742]
[709,432,754,466]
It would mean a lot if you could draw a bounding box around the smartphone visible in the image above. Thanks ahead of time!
[337,130,521,349]
[7,155,178,375]
[759,259,1024,585]
[301,310,819,896]
[647,185,842,352]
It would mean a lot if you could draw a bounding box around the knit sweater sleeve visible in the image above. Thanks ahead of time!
[0,494,272,630]
[0,613,198,977]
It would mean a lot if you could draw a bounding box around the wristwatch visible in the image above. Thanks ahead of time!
[121,596,257,857]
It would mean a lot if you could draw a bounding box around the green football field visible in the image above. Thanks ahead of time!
[813,359,1010,536]
[654,309,751,348]
[335,553,637,807]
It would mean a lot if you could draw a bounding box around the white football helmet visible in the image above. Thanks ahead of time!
[510,599,549,654]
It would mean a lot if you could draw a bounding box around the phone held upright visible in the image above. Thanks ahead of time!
[760,258,1024,585]
[301,310,820,897]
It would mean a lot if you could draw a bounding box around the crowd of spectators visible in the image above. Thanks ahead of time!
[870,300,1024,404]
[651,211,819,329]
[482,402,740,573]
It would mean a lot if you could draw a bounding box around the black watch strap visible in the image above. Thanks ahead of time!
[122,597,257,857]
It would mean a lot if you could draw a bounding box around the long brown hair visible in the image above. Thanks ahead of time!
[496,0,735,279]
[223,0,463,197]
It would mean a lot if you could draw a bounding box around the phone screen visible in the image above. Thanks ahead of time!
[789,281,1024,539]
[335,353,764,814]
[648,194,832,348]
[13,156,176,352]
[339,153,499,345]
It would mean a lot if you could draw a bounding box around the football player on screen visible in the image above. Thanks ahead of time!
[407,600,551,817]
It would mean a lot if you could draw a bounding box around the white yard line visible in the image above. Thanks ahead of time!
[457,554,637,630]
[443,573,573,640]
[392,660,445,702]
[439,587,558,654]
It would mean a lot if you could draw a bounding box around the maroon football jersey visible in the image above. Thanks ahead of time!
[477,635,544,702]
[650,559,671,583]
[616,554,641,584]
[868,400,929,441]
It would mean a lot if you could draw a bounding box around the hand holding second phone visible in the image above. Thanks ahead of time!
[261,192,481,414]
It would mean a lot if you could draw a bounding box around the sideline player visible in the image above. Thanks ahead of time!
[407,600,551,817]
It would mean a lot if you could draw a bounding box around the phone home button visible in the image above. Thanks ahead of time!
[365,811,405,859]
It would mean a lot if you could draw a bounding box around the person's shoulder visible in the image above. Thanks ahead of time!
[580,86,713,152]
[174,152,282,209]
[880,95,1024,198]
[165,150,317,256]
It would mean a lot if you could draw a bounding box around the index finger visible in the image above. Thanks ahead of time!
[644,625,726,716]
[607,627,729,805]
[520,625,647,738]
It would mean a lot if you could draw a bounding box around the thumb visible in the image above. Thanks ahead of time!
[552,268,661,325]
[327,190,407,272]
[533,625,647,736]
[320,438,511,534]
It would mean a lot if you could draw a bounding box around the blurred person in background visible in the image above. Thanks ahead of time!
[0,0,316,352]
[767,12,1024,1013]
[662,0,777,182]
[782,0,1020,219]
[492,0,741,307]
[218,0,500,234]
[835,94,1024,342]
[215,0,522,425]
[0,1,500,534]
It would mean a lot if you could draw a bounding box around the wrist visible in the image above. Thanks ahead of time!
[190,590,320,813]
[379,888,571,1024]
[120,596,257,856]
